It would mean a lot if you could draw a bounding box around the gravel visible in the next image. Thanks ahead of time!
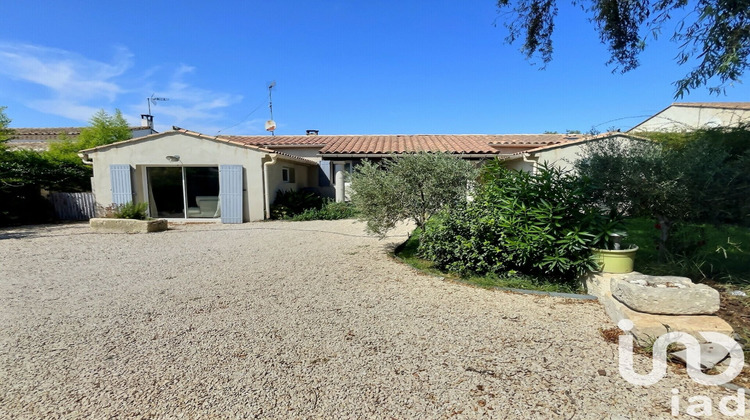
[0,220,744,419]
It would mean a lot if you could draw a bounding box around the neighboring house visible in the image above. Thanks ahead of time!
[5,115,157,151]
[503,133,646,173]
[628,102,750,132]
[79,127,631,223]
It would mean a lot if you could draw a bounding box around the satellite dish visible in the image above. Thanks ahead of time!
[265,120,276,132]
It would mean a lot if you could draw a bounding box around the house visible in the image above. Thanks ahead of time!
[79,129,318,223]
[503,133,646,173]
[628,102,750,132]
[79,127,616,223]
[222,131,592,202]
[5,114,157,151]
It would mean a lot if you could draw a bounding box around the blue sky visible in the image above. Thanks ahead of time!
[1,1,748,135]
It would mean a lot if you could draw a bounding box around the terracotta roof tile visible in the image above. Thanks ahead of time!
[8,126,150,141]
[217,133,594,155]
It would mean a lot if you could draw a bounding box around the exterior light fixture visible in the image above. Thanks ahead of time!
[166,155,180,162]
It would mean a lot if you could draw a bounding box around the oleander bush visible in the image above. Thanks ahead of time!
[419,162,615,283]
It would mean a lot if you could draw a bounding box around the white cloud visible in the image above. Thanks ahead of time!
[0,42,131,103]
[0,42,246,131]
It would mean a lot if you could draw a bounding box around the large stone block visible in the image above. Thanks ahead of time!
[582,271,639,299]
[611,274,720,315]
[600,294,733,346]
[90,218,168,234]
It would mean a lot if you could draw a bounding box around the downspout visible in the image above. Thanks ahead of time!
[522,152,539,174]
[263,154,278,219]
[78,152,93,165]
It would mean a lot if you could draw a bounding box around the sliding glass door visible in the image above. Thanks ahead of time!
[147,166,220,218]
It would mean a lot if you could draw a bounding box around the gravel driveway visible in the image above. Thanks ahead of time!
[0,220,742,419]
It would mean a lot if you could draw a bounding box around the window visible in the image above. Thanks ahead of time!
[282,167,296,183]
[146,166,220,218]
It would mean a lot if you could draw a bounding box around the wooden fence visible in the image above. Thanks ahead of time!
[48,192,96,220]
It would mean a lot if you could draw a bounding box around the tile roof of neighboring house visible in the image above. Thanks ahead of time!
[672,102,750,110]
[220,133,587,155]
[8,126,150,141]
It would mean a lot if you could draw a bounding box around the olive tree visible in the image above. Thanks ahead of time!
[351,152,478,237]
[575,138,690,259]
[495,0,750,97]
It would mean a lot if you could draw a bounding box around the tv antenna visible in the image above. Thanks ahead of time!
[265,81,276,135]
[147,94,169,115]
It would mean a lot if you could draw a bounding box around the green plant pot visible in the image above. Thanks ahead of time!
[591,246,639,274]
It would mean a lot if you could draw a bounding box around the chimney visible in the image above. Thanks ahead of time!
[306,129,319,136]
[141,114,154,130]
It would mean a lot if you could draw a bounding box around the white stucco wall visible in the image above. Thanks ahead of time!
[503,135,643,174]
[268,147,322,161]
[504,157,535,172]
[266,160,312,204]
[631,106,750,132]
[85,132,316,222]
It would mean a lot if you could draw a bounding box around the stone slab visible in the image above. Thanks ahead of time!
[611,274,720,315]
[670,343,733,370]
[90,218,168,234]
[582,271,639,299]
[600,292,733,346]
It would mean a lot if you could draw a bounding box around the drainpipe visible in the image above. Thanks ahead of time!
[522,152,538,174]
[78,152,93,165]
[263,154,278,219]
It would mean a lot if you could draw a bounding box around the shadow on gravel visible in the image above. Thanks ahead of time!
[166,224,410,239]
[0,222,90,240]
[0,231,36,240]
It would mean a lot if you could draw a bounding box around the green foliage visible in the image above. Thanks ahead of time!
[270,189,325,219]
[350,152,478,236]
[396,225,581,293]
[576,138,688,223]
[47,109,131,161]
[111,201,148,220]
[496,0,750,97]
[419,162,611,283]
[291,201,358,221]
[578,129,750,226]
[0,106,12,146]
[625,218,750,285]
[0,107,130,225]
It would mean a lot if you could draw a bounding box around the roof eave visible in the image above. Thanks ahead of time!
[318,152,503,159]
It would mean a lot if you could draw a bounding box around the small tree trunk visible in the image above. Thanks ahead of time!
[656,215,670,263]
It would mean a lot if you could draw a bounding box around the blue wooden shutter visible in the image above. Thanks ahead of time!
[219,165,243,224]
[318,160,331,187]
[110,164,133,206]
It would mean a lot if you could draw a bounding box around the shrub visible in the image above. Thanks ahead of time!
[0,149,92,226]
[270,189,324,219]
[110,201,148,220]
[350,152,478,236]
[419,162,612,283]
[576,129,750,260]
[291,201,358,221]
